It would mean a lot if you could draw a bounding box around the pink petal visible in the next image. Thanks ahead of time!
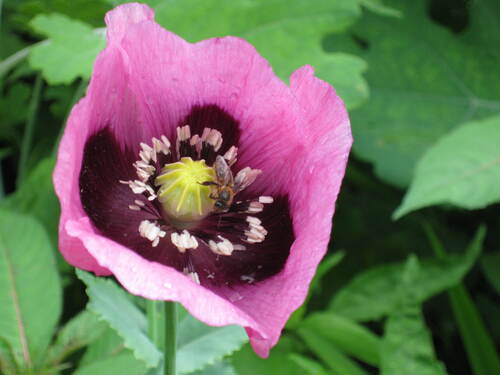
[55,4,352,358]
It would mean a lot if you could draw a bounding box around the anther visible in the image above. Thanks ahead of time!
[208,235,234,256]
[258,196,273,204]
[171,230,199,253]
[234,167,261,192]
[223,146,238,166]
[138,220,166,247]
[183,268,201,284]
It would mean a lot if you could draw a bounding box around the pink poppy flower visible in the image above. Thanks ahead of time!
[54,3,351,357]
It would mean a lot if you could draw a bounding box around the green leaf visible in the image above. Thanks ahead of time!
[0,209,62,368]
[287,252,344,329]
[358,0,401,17]
[288,354,331,375]
[381,256,448,375]
[394,115,500,218]
[340,0,500,186]
[426,226,500,375]
[2,158,59,245]
[155,0,368,109]
[73,351,147,375]
[47,311,108,365]
[447,285,500,375]
[300,312,380,366]
[79,324,126,366]
[28,13,105,84]
[232,342,307,375]
[0,83,31,140]
[176,309,248,374]
[76,270,161,368]
[296,328,369,375]
[329,235,482,321]
[481,251,500,295]
[189,360,237,375]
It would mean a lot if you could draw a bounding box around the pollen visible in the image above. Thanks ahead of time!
[155,157,216,223]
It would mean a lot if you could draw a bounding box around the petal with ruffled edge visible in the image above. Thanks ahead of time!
[54,3,352,357]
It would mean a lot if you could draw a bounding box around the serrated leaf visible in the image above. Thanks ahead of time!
[0,209,62,368]
[76,270,161,368]
[155,0,368,109]
[329,234,482,321]
[73,351,147,375]
[300,312,380,366]
[381,256,448,375]
[189,360,237,375]
[394,115,500,218]
[79,324,126,366]
[176,310,247,374]
[47,311,107,365]
[342,0,500,186]
[28,13,105,84]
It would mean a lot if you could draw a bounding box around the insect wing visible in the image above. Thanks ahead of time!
[214,155,234,185]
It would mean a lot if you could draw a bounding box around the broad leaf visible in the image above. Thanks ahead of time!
[296,329,369,375]
[73,351,147,375]
[329,232,482,321]
[381,257,448,375]
[394,115,500,218]
[232,342,309,375]
[300,312,380,366]
[76,270,161,368]
[79,325,126,366]
[155,0,368,109]
[189,360,237,375]
[47,311,107,365]
[177,309,248,374]
[335,0,500,186]
[29,13,105,84]
[0,209,62,368]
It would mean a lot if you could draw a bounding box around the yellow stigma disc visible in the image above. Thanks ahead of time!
[155,157,215,223]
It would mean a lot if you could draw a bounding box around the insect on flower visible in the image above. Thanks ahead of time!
[54,2,352,357]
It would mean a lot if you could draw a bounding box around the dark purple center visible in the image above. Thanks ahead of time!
[79,104,293,286]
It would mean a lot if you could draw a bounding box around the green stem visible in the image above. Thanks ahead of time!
[147,301,177,375]
[17,74,43,187]
[147,300,166,353]
[164,302,178,375]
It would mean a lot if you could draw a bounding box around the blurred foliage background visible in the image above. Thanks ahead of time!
[0,0,499,375]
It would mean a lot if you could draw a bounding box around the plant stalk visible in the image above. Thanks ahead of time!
[147,300,177,375]
[164,302,178,375]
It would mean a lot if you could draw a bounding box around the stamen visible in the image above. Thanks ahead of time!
[139,142,153,161]
[138,220,166,247]
[176,125,192,158]
[259,196,274,204]
[223,146,238,166]
[183,267,201,284]
[152,136,170,158]
[246,201,264,213]
[208,235,234,256]
[171,230,199,253]
[120,179,157,200]
[234,167,261,193]
[240,275,255,284]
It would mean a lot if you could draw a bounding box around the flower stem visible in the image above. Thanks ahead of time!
[147,300,177,375]
[164,302,178,375]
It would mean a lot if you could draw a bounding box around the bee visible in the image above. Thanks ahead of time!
[201,155,262,212]
[201,156,236,212]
